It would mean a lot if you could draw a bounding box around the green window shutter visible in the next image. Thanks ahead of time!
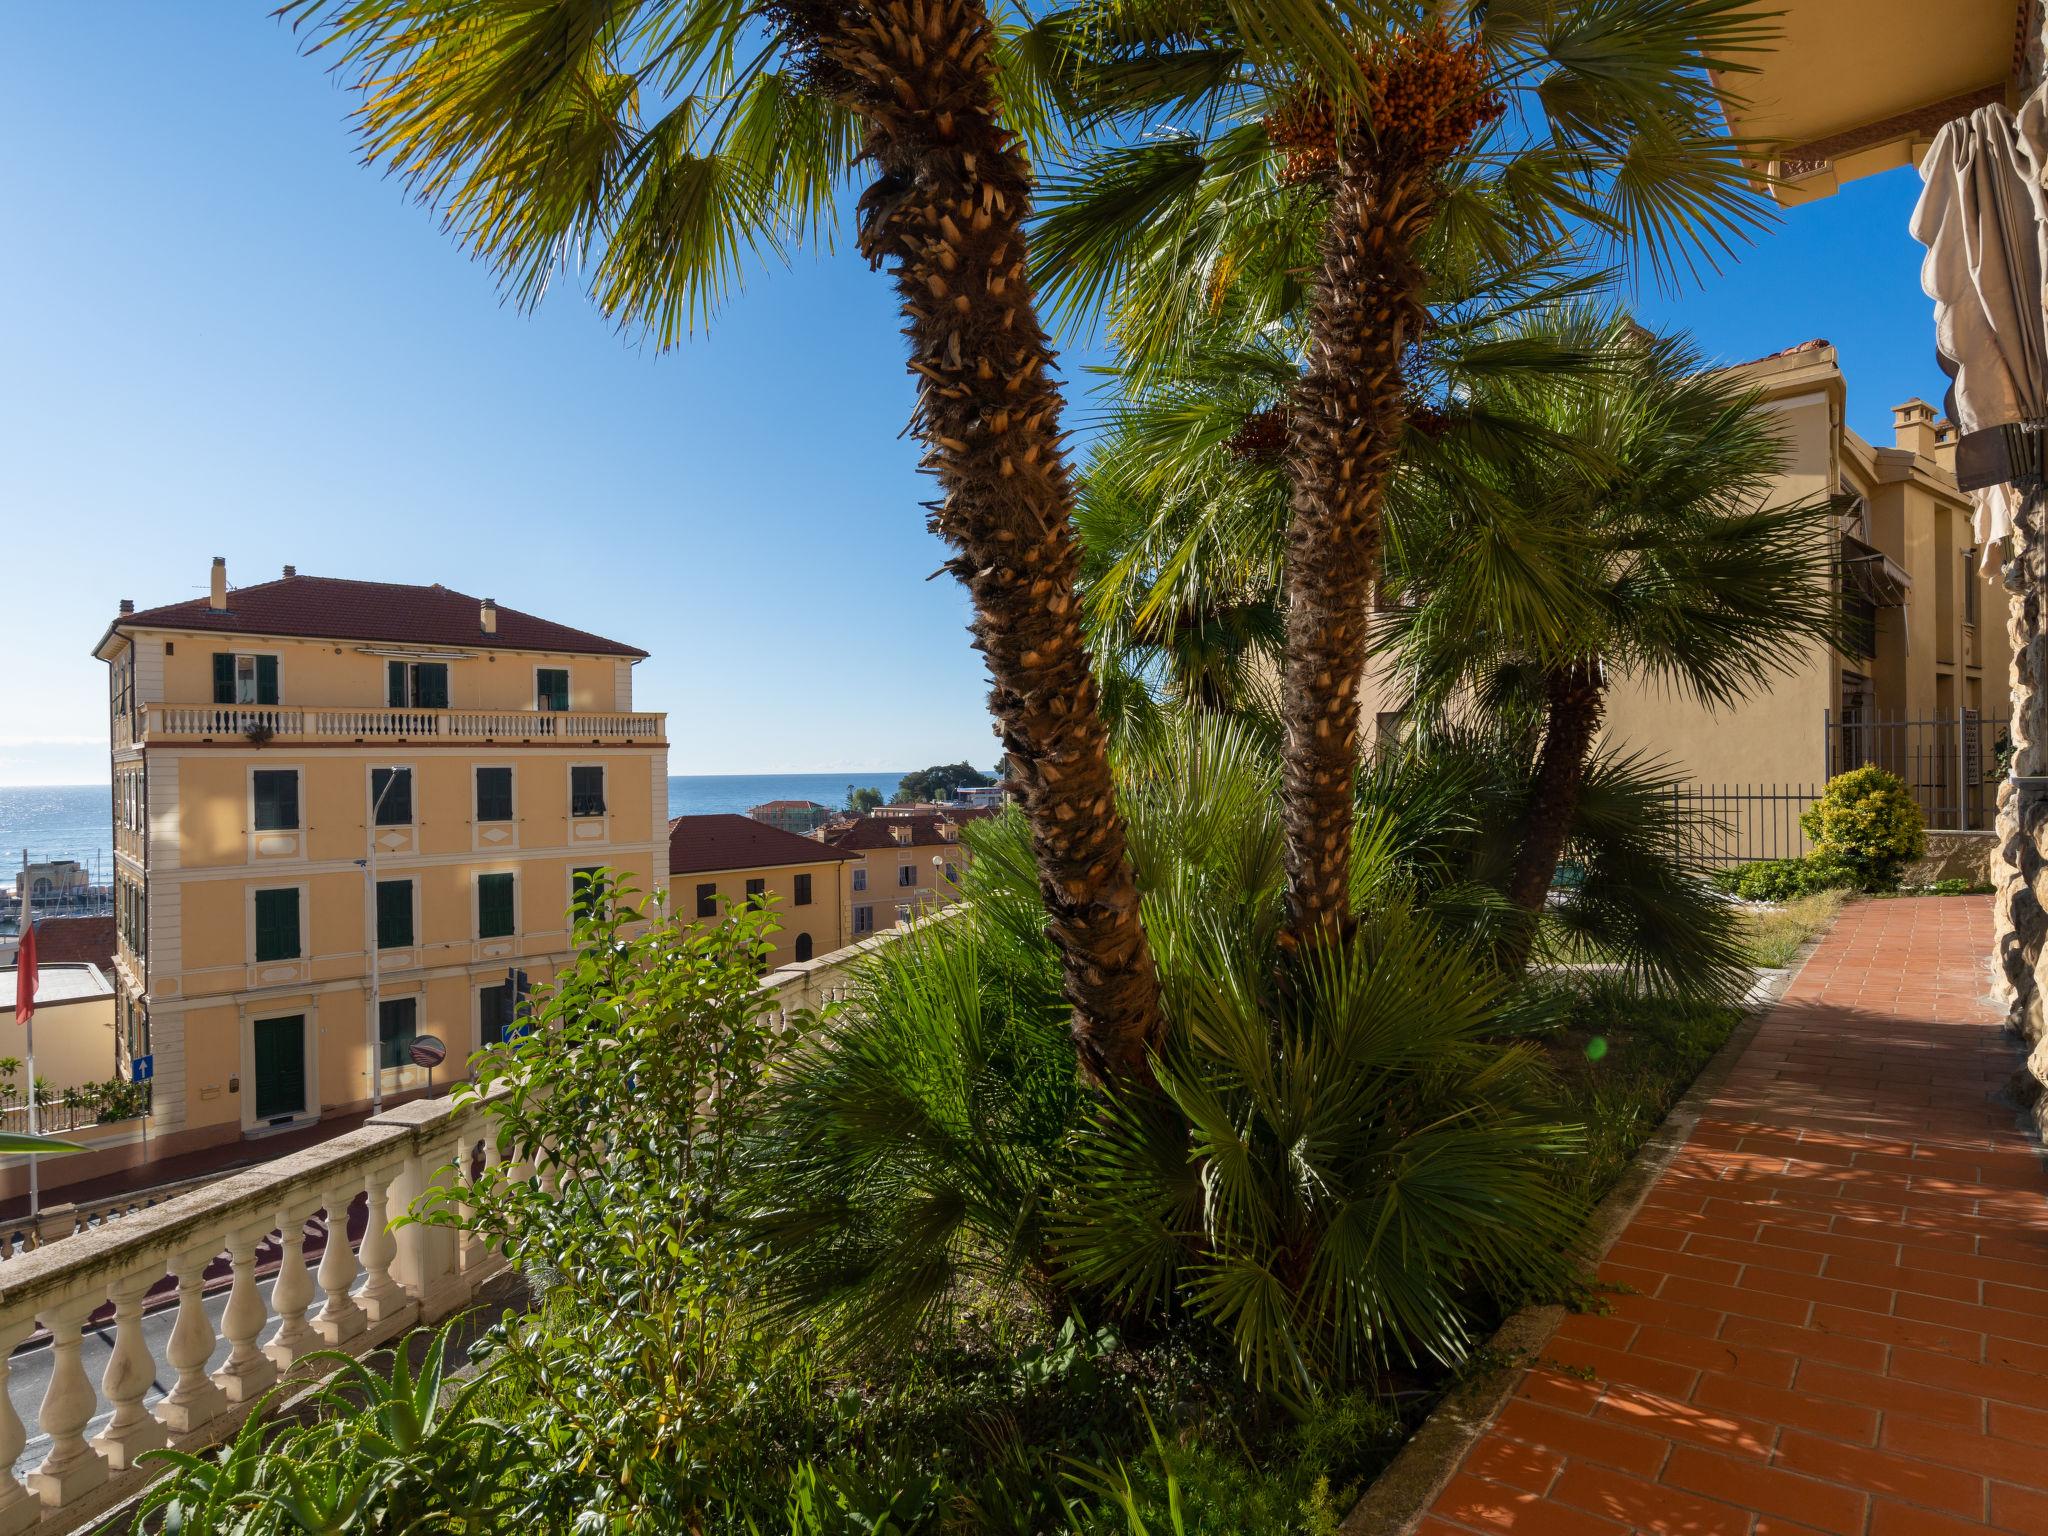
[255,654,279,705]
[372,768,412,826]
[376,880,413,949]
[571,765,605,817]
[794,873,812,906]
[213,653,236,704]
[572,867,604,923]
[475,768,512,822]
[253,770,299,831]
[415,663,448,709]
[478,874,515,938]
[254,889,300,962]
[387,661,408,707]
[539,669,568,711]
[378,997,419,1069]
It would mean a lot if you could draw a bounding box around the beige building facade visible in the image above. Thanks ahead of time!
[668,815,856,967]
[95,562,667,1161]
[820,807,994,936]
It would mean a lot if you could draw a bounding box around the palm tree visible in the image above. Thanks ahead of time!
[1035,0,1779,951]
[1379,312,1843,968]
[278,0,1364,1077]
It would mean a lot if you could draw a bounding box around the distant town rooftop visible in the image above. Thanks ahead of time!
[95,569,647,659]
[668,814,859,875]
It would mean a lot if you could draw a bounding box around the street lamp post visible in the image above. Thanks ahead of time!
[358,768,404,1116]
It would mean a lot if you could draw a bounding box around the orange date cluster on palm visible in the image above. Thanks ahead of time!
[1226,405,1291,463]
[1265,24,1504,185]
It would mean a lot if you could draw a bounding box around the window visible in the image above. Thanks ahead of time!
[387,661,449,709]
[376,879,414,949]
[572,866,606,922]
[852,866,867,893]
[853,905,873,934]
[378,997,418,1070]
[745,877,767,905]
[570,765,606,818]
[695,882,717,919]
[944,864,958,885]
[475,767,513,823]
[213,653,278,706]
[537,668,570,711]
[253,888,301,962]
[252,769,299,831]
[795,933,814,962]
[478,873,516,939]
[479,983,514,1047]
[794,873,812,907]
[897,864,916,888]
[126,999,150,1059]
[896,903,912,923]
[371,768,413,826]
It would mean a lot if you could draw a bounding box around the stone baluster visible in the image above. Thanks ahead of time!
[211,1221,278,1403]
[311,1182,365,1345]
[0,1311,41,1535]
[357,1160,407,1324]
[155,1242,227,1434]
[265,1198,320,1371]
[457,1130,488,1273]
[30,1295,107,1506]
[389,1132,465,1322]
[92,1263,169,1470]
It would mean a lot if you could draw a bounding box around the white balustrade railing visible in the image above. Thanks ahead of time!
[139,704,664,744]
[0,1094,506,1534]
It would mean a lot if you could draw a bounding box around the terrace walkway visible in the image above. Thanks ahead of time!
[1417,896,2048,1536]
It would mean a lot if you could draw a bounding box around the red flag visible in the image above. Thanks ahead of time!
[13,917,33,1027]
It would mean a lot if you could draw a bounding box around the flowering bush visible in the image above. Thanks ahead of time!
[1798,766,1927,890]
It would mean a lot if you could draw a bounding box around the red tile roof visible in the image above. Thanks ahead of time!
[102,574,646,658]
[820,808,996,852]
[749,800,829,812]
[32,917,116,973]
[668,814,858,875]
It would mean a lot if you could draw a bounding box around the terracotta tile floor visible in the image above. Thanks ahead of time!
[1417,897,2048,1536]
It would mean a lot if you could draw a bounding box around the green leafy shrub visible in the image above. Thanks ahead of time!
[1710,856,1852,902]
[1798,766,1927,890]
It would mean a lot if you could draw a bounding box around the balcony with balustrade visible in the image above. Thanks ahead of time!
[133,704,665,748]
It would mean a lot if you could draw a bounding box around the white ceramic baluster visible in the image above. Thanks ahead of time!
[0,1311,41,1534]
[211,1222,277,1403]
[357,1161,406,1322]
[265,1199,319,1370]
[155,1242,226,1433]
[92,1264,168,1469]
[30,1295,107,1505]
[312,1181,365,1344]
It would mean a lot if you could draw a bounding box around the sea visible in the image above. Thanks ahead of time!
[0,773,906,889]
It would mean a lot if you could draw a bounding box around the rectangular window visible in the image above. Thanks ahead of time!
[214,652,278,705]
[896,903,912,923]
[386,661,449,709]
[253,888,301,962]
[572,866,605,922]
[852,867,867,892]
[478,873,516,939]
[252,769,300,831]
[794,873,812,906]
[944,864,958,885]
[371,768,413,826]
[853,905,873,934]
[375,879,414,949]
[570,765,606,818]
[695,882,717,919]
[898,864,916,888]
[475,767,513,822]
[378,996,418,1070]
[537,668,569,712]
[479,983,515,1047]
[745,877,766,903]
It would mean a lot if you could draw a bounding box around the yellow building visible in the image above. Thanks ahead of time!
[93,561,668,1160]
[818,808,994,936]
[1364,341,2013,835]
[667,814,856,966]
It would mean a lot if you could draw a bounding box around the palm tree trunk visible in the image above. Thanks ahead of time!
[821,0,1162,1078]
[1279,151,1437,949]
[1501,661,1606,971]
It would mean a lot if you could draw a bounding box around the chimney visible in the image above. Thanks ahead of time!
[1893,399,1939,458]
[118,599,134,615]
[208,556,228,611]
[481,597,498,635]
[282,564,296,578]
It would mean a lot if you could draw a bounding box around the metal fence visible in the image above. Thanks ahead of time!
[1669,783,1821,868]
[1824,711,2009,832]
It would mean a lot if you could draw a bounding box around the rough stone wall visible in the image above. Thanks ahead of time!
[1996,490,2048,1138]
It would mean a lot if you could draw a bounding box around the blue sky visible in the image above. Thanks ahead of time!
[1,9,1951,786]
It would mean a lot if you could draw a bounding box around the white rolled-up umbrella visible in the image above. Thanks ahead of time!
[1912,99,2048,570]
